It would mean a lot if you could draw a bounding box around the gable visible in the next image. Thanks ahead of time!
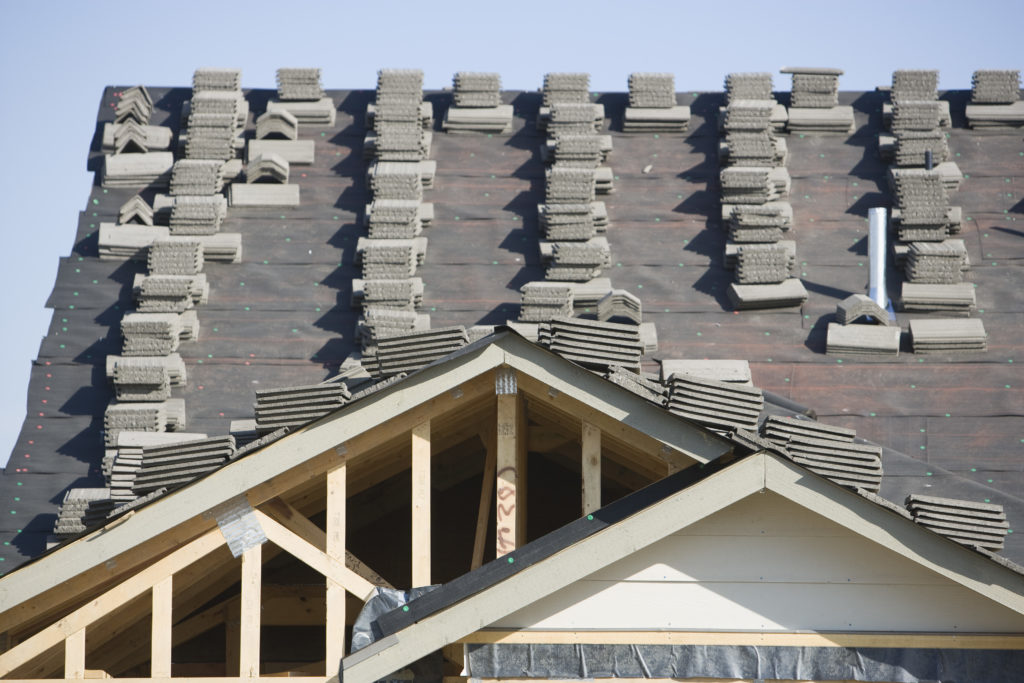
[493,491,1024,633]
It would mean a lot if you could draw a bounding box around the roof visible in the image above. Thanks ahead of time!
[1,80,1022,574]
[342,448,1024,682]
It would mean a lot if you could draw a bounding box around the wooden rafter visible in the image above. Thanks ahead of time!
[0,527,225,678]
[411,420,432,587]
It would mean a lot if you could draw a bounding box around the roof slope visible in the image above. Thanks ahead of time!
[1,81,1022,573]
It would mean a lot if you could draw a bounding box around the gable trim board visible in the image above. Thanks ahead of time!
[0,332,730,624]
[342,452,1024,683]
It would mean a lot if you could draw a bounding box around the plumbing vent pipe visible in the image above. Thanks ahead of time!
[868,207,895,320]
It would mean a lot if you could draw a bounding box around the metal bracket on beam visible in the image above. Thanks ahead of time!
[495,367,517,395]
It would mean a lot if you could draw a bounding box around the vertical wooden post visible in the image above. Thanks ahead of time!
[496,394,519,556]
[225,605,240,677]
[411,420,432,586]
[64,628,85,679]
[325,461,347,671]
[238,544,261,678]
[471,423,497,570]
[151,575,173,678]
[581,421,601,515]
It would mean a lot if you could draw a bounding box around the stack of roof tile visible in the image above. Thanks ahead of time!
[781,67,854,133]
[835,294,892,325]
[185,100,240,161]
[109,355,186,402]
[905,240,968,283]
[120,311,198,356]
[596,289,642,324]
[720,101,787,167]
[120,195,154,225]
[53,489,115,538]
[727,278,808,310]
[103,399,186,447]
[133,273,208,313]
[357,308,430,351]
[826,323,901,356]
[900,282,976,314]
[543,72,590,106]
[971,69,1021,104]
[148,237,204,275]
[254,382,350,432]
[722,73,786,132]
[891,169,955,242]
[966,70,1024,128]
[660,359,753,385]
[882,70,951,132]
[552,135,605,167]
[906,494,1008,551]
[623,73,689,133]
[540,238,611,282]
[548,102,604,137]
[909,318,987,353]
[603,366,666,405]
[256,109,299,140]
[102,152,175,189]
[368,161,426,199]
[720,167,780,205]
[357,237,426,279]
[131,435,235,494]
[444,72,513,133]
[727,204,790,242]
[169,195,227,235]
[519,282,574,322]
[733,244,793,284]
[277,68,324,101]
[726,73,774,103]
[365,199,426,239]
[453,71,501,108]
[105,432,206,502]
[170,160,225,196]
[894,129,949,168]
[538,317,643,372]
[539,202,606,240]
[115,86,154,124]
[362,326,469,378]
[665,373,763,432]
[546,166,596,203]
[266,67,334,125]
[762,415,883,491]
[246,152,290,184]
[355,278,424,311]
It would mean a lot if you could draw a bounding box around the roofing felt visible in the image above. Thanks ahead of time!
[0,80,1022,573]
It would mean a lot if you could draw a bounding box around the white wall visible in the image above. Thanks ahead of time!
[494,492,1024,632]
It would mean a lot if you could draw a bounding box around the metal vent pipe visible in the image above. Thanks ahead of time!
[868,207,890,313]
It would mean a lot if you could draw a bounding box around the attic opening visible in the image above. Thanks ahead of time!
[1,363,696,679]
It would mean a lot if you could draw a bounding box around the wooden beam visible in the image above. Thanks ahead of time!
[495,394,519,557]
[458,629,1024,650]
[411,420,432,587]
[150,576,172,678]
[581,421,601,515]
[471,424,497,571]
[259,498,391,591]
[64,628,85,679]
[239,545,262,679]
[0,527,225,678]
[254,510,375,601]
[326,462,347,670]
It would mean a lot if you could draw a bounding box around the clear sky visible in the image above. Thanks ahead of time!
[0,0,1020,466]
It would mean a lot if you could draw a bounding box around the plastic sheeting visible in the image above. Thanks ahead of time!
[465,642,1024,682]
[349,586,442,682]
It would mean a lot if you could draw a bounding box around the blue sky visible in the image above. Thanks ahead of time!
[0,0,1020,465]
